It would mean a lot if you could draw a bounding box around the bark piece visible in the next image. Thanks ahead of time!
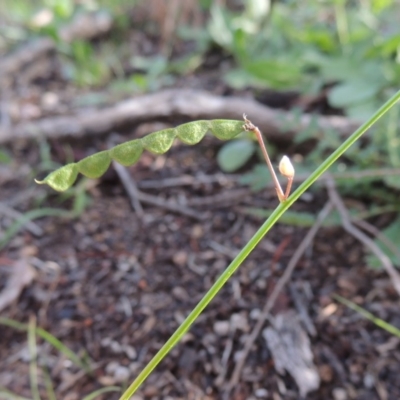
[0,259,36,312]
[263,310,320,397]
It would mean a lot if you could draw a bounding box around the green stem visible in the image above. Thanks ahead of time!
[120,90,400,400]
[333,294,400,338]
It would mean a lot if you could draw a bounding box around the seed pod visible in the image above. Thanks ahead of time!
[35,119,245,192]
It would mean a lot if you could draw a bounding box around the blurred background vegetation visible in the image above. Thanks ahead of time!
[1,0,400,262]
[1,1,400,399]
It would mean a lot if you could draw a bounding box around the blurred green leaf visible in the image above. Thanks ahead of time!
[239,164,272,191]
[217,139,255,172]
[51,0,74,19]
[366,217,400,268]
[241,59,302,89]
[208,4,234,50]
[346,100,379,120]
[328,79,383,108]
[0,149,12,164]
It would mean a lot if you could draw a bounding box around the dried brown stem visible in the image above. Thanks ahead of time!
[243,114,292,202]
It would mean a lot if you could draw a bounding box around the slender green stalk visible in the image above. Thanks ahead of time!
[42,366,56,400]
[120,90,400,400]
[0,386,32,400]
[0,318,87,370]
[82,387,121,400]
[0,208,72,251]
[28,317,41,400]
[334,294,400,338]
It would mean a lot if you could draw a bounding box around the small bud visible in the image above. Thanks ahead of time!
[279,155,294,178]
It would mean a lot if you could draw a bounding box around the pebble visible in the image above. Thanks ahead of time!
[230,313,249,332]
[250,308,261,320]
[363,373,375,389]
[124,345,137,360]
[255,388,269,398]
[114,365,130,382]
[213,320,230,336]
[172,286,189,301]
[332,387,348,400]
[172,250,188,266]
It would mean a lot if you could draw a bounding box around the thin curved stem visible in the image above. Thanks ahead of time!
[119,90,400,400]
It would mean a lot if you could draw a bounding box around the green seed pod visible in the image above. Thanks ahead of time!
[35,163,79,192]
[110,139,143,166]
[143,128,177,154]
[77,151,112,178]
[36,119,244,191]
[176,120,211,145]
[211,120,244,140]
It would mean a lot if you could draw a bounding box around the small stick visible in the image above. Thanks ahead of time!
[325,175,400,297]
[243,114,294,202]
[243,115,285,201]
[112,160,145,219]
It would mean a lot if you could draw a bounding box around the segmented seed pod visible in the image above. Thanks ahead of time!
[35,119,245,192]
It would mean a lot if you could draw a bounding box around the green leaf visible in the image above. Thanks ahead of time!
[328,79,382,108]
[239,164,272,191]
[208,4,234,50]
[223,68,256,89]
[217,139,255,172]
[366,217,400,268]
[241,59,302,89]
[346,100,379,120]
[0,149,12,164]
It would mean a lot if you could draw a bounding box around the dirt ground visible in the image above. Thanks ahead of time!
[1,18,400,400]
[2,128,400,399]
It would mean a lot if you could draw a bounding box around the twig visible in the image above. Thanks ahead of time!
[354,219,400,264]
[289,283,317,336]
[325,176,400,297]
[0,89,360,144]
[243,115,286,201]
[138,173,239,189]
[112,161,145,219]
[111,169,206,220]
[185,188,249,207]
[0,203,43,236]
[135,190,205,220]
[214,336,234,387]
[135,168,400,190]
[225,200,333,396]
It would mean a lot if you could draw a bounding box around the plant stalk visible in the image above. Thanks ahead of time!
[120,90,400,400]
